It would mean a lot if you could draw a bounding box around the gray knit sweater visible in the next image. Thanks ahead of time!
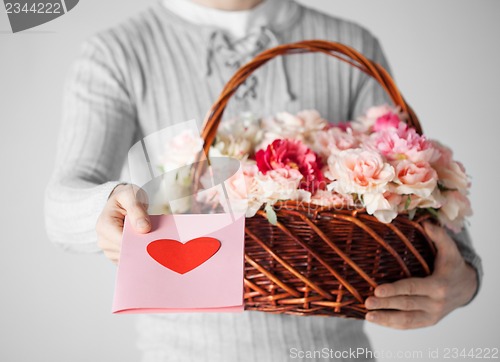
[44,1,482,361]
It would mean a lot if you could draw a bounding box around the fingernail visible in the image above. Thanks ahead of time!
[366,313,377,322]
[375,287,387,297]
[366,298,377,308]
[136,218,150,229]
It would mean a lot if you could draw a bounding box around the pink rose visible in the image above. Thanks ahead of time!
[393,160,438,198]
[326,148,395,195]
[255,139,325,192]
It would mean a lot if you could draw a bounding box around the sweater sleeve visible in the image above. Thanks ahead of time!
[350,31,483,302]
[44,35,137,253]
[447,227,483,304]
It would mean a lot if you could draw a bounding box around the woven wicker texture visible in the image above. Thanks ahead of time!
[201,40,436,318]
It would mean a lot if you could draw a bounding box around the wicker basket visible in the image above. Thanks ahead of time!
[200,40,436,319]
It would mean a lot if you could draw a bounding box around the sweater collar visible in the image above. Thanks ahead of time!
[161,0,296,39]
[156,0,302,103]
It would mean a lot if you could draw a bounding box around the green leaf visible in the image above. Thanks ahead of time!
[264,203,277,225]
[426,207,439,219]
[404,195,411,210]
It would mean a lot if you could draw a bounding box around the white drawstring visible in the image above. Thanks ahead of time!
[203,26,295,103]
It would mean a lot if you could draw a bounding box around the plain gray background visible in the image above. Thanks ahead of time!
[1,1,499,361]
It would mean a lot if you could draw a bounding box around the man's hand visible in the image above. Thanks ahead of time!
[365,222,478,329]
[96,184,151,264]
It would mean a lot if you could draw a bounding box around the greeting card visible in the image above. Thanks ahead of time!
[112,212,245,314]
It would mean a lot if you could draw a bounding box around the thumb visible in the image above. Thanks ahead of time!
[423,221,453,250]
[423,221,460,268]
[115,185,151,234]
[128,203,151,234]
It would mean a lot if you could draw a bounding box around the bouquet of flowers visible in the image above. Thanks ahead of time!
[159,105,471,233]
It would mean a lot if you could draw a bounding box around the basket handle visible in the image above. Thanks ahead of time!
[200,39,421,156]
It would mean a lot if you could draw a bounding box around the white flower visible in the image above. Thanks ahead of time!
[258,110,328,149]
[161,129,204,170]
[213,136,253,159]
[254,168,303,201]
[215,112,263,158]
[242,168,311,217]
[399,188,443,212]
[363,193,401,223]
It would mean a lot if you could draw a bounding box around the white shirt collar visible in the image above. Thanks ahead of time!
[162,0,296,38]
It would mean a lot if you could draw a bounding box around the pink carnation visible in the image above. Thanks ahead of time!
[311,127,359,158]
[438,190,473,232]
[255,139,325,193]
[373,110,401,132]
[310,190,354,208]
[226,161,259,200]
[371,123,438,163]
[353,105,403,133]
[430,140,469,191]
[363,192,402,223]
[326,148,395,195]
[259,110,328,149]
[393,160,438,198]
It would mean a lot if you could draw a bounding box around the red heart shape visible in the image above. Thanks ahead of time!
[146,237,221,274]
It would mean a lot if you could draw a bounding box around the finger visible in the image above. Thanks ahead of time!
[375,277,433,298]
[96,209,125,265]
[366,310,433,330]
[423,222,461,269]
[97,224,122,256]
[423,222,458,252]
[115,186,151,233]
[101,243,119,265]
[96,208,125,244]
[366,295,435,312]
[97,227,121,264]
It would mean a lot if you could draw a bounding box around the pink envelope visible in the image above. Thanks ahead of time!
[112,213,246,314]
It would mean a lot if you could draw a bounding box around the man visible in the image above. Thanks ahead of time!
[45,0,481,360]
